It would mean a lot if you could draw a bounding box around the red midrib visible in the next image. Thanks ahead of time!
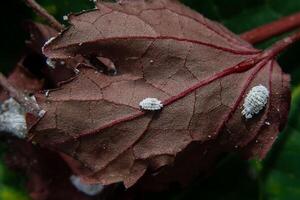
[54,55,266,144]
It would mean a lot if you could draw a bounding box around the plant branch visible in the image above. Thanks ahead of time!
[0,73,45,117]
[24,0,63,31]
[240,12,300,44]
[260,29,300,59]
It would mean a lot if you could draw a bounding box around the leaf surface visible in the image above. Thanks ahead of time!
[30,0,290,189]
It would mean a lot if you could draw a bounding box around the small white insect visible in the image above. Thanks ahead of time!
[70,175,104,196]
[242,85,269,119]
[139,98,163,111]
[0,98,27,139]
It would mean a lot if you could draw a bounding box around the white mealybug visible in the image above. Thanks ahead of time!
[70,175,104,196]
[242,85,269,119]
[139,98,163,111]
[0,98,27,139]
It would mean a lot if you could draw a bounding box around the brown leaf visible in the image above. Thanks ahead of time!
[23,21,79,89]
[31,0,290,190]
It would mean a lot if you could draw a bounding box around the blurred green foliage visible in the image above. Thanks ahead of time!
[0,144,29,200]
[0,0,300,199]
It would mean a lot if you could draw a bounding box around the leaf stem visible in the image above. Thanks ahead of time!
[240,12,300,44]
[260,29,300,59]
[0,73,45,117]
[24,0,64,31]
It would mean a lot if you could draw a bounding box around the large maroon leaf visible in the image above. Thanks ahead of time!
[31,0,290,190]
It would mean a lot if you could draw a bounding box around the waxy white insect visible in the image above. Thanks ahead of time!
[242,85,269,119]
[70,175,104,196]
[0,98,27,139]
[139,98,163,111]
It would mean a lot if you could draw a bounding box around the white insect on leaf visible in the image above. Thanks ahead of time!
[70,175,104,196]
[0,98,27,139]
[242,85,269,119]
[139,98,163,111]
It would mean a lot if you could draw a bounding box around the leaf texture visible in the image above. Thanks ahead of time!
[30,0,290,189]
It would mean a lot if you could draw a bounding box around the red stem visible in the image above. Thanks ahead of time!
[240,12,300,44]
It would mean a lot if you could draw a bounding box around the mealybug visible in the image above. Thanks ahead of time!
[0,98,27,139]
[242,85,269,119]
[139,98,163,111]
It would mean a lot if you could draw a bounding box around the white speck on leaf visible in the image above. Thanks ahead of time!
[46,58,56,69]
[63,15,68,21]
[70,175,104,196]
[45,90,50,97]
[242,85,269,119]
[74,68,80,74]
[0,98,27,139]
[139,98,163,111]
[265,121,271,126]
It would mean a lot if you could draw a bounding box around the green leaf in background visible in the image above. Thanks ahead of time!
[0,143,29,200]
[1,0,300,199]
